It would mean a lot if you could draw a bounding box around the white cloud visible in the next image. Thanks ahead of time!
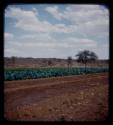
[20,33,54,43]
[5,32,14,39]
[45,5,109,37]
[4,5,109,59]
[45,6,63,20]
[5,6,74,33]
[32,7,38,16]
[4,48,19,57]
[5,5,109,38]
[7,34,97,49]
[63,5,108,24]
[5,7,38,23]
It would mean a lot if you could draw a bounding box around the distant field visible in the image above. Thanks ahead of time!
[4,73,108,121]
[4,57,109,69]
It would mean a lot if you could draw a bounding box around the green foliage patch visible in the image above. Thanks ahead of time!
[5,67,108,81]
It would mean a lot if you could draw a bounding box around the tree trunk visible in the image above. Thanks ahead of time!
[68,63,70,71]
[85,62,86,74]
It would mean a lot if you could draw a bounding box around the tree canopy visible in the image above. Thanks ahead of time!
[76,50,98,64]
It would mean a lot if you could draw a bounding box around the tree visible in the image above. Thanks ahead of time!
[11,56,15,66]
[67,56,72,69]
[76,50,98,73]
[89,52,98,62]
[48,60,52,67]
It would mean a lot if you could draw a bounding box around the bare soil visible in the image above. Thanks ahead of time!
[4,73,108,121]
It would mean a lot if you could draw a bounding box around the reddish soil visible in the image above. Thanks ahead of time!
[4,73,108,121]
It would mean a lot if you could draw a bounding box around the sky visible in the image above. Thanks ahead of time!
[4,4,109,59]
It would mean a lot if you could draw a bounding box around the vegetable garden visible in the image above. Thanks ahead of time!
[4,67,108,81]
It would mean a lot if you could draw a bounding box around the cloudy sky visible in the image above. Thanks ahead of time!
[4,4,109,59]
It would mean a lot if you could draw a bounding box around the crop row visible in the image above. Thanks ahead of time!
[4,67,108,81]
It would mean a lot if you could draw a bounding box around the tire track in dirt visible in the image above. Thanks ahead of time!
[4,73,108,114]
[5,73,108,93]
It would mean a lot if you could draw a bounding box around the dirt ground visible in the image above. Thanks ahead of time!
[4,73,108,121]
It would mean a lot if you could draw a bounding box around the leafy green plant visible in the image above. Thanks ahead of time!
[5,67,108,81]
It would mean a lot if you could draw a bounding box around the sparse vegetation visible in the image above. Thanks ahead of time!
[4,57,108,69]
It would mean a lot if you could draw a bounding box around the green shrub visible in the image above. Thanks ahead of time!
[4,67,108,81]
